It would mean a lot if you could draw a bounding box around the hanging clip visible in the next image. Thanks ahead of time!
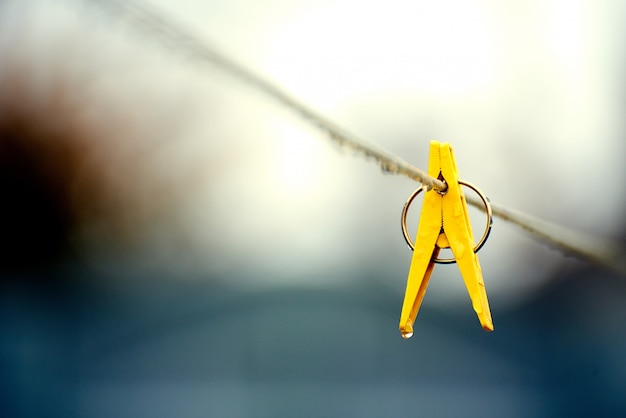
[399,141,494,338]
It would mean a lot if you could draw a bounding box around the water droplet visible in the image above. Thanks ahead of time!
[401,331,414,339]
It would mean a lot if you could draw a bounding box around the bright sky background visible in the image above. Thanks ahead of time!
[139,0,626,306]
[3,0,624,308]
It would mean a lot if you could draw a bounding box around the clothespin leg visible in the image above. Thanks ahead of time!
[455,252,493,331]
[445,218,494,330]
[399,246,439,338]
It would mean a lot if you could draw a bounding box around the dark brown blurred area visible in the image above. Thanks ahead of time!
[0,65,91,272]
[0,2,210,277]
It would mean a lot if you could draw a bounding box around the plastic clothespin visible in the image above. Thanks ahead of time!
[399,140,493,338]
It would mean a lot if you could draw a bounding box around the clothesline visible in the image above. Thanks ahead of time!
[94,0,626,277]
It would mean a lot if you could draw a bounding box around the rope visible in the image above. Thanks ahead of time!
[91,0,626,276]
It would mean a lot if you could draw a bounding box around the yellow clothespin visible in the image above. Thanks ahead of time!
[399,140,493,338]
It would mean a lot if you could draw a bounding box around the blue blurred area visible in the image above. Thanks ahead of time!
[1,265,625,417]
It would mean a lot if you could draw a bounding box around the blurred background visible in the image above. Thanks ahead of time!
[1,0,625,416]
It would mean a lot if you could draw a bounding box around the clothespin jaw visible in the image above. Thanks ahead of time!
[399,141,493,338]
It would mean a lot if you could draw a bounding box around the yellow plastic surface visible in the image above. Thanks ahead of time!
[399,141,493,337]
